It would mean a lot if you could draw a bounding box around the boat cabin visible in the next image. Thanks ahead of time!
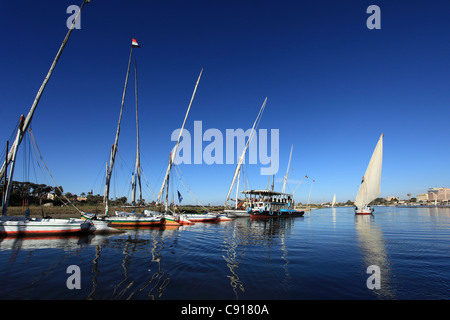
[243,190,294,212]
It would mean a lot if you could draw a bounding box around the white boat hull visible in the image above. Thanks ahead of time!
[184,213,219,222]
[0,217,90,236]
[223,209,249,218]
[355,207,374,215]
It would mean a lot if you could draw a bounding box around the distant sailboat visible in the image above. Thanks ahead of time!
[331,194,336,207]
[354,134,383,215]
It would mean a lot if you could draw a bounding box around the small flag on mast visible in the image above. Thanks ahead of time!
[132,38,140,47]
[177,190,183,204]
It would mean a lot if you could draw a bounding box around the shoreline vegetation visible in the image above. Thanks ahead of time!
[5,204,226,219]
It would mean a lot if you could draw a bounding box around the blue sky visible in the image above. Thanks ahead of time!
[1,0,449,205]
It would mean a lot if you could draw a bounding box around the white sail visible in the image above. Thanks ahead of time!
[354,134,383,209]
[331,194,336,207]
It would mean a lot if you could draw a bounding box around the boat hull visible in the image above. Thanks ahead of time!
[184,213,219,222]
[105,216,164,227]
[223,209,249,218]
[0,217,90,237]
[355,207,374,215]
[163,214,195,226]
[249,209,305,218]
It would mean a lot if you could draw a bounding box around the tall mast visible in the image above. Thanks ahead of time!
[0,0,90,183]
[0,0,90,216]
[1,141,8,215]
[224,97,267,207]
[281,144,293,193]
[131,59,142,206]
[104,43,135,215]
[157,68,203,211]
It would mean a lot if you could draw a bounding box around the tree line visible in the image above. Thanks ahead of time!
[0,181,127,206]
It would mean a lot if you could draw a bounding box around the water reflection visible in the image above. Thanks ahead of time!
[85,228,179,300]
[354,215,395,299]
[222,217,303,299]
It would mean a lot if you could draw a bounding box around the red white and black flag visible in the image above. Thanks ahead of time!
[132,38,140,47]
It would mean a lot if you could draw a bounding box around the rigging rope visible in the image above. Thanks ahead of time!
[28,128,82,214]
[173,164,208,211]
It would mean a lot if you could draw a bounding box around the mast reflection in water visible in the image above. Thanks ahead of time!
[0,207,449,299]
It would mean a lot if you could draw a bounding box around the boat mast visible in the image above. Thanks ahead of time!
[291,175,308,196]
[0,0,90,216]
[104,43,135,216]
[157,68,203,213]
[2,118,23,216]
[131,59,142,207]
[0,0,89,184]
[1,141,7,215]
[224,98,267,207]
[281,145,293,193]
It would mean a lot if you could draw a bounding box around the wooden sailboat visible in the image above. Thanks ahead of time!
[223,98,267,218]
[155,69,216,224]
[82,39,163,227]
[0,0,92,236]
[107,58,162,227]
[354,134,383,215]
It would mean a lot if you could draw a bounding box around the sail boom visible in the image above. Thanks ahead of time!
[0,0,88,183]
[157,69,204,206]
[224,97,267,207]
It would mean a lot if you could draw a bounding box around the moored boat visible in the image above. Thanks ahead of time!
[105,211,164,227]
[244,190,305,218]
[144,210,193,226]
[0,216,90,237]
[223,98,267,218]
[184,213,220,222]
[0,1,93,237]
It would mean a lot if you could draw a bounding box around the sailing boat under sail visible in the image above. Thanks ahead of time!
[0,0,92,236]
[354,134,384,215]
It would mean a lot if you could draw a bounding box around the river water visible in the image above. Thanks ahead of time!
[0,206,449,300]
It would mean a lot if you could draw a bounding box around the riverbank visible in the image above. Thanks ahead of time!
[4,204,225,219]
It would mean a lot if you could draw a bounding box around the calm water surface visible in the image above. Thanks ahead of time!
[0,207,449,300]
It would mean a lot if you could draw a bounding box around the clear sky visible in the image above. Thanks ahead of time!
[1,0,449,205]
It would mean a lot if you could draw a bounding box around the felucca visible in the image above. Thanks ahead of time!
[0,0,92,236]
[223,98,267,218]
[155,69,217,224]
[82,39,163,227]
[354,134,383,215]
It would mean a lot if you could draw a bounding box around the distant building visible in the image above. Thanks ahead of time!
[385,196,399,202]
[425,187,449,204]
[417,193,428,202]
